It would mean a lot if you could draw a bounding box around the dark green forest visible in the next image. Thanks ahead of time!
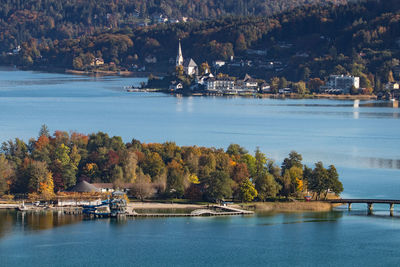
[0,127,343,202]
[1,0,400,92]
[0,0,348,51]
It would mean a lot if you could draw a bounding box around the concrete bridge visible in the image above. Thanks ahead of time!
[329,199,400,215]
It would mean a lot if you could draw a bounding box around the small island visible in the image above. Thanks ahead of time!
[0,126,343,214]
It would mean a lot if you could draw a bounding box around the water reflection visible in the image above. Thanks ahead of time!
[0,210,83,239]
[362,157,400,170]
[0,211,14,238]
[257,211,344,226]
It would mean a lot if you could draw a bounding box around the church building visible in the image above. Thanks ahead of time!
[175,40,198,76]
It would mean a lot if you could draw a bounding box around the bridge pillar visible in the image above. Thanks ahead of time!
[348,203,352,211]
[390,203,394,216]
[367,203,373,215]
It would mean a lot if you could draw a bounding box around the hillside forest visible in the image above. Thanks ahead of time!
[1,0,399,93]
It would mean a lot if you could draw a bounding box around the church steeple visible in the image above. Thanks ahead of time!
[176,39,184,67]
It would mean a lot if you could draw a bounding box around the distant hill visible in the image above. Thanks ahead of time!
[2,0,400,92]
[0,0,348,51]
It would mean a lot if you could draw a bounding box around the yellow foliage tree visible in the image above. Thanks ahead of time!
[296,177,304,192]
[188,174,200,184]
[39,172,55,200]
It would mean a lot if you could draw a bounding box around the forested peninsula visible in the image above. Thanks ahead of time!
[0,126,343,203]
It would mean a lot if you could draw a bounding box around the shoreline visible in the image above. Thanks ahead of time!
[0,201,339,213]
[135,89,379,101]
[1,65,383,101]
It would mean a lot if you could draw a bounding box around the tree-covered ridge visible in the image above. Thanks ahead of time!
[0,127,343,202]
[0,0,348,59]
[0,0,348,48]
[3,0,400,93]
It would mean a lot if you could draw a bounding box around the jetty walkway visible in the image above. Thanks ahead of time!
[328,199,400,215]
[128,205,253,218]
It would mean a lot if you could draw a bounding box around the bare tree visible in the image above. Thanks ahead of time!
[130,172,154,201]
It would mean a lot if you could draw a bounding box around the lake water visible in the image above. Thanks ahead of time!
[1,68,400,266]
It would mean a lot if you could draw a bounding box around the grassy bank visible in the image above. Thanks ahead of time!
[239,201,335,212]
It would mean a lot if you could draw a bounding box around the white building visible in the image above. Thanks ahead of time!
[13,45,21,55]
[183,58,198,76]
[260,83,271,93]
[321,75,360,94]
[196,73,214,85]
[213,60,226,68]
[206,77,235,92]
[235,74,258,92]
[169,82,183,91]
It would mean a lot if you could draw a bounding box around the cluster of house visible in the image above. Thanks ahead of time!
[90,58,104,67]
[170,41,271,93]
[134,13,189,27]
[213,57,286,72]
[6,45,21,56]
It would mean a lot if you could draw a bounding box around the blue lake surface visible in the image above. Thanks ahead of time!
[1,68,400,266]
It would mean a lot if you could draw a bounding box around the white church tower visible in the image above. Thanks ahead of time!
[176,39,184,67]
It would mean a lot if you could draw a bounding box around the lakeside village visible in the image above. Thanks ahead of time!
[129,41,400,100]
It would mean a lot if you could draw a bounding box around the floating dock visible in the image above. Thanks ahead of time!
[128,205,254,218]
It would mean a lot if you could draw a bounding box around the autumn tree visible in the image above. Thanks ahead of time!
[166,160,185,197]
[121,151,138,183]
[39,171,55,200]
[231,162,250,184]
[281,151,303,175]
[199,62,210,75]
[38,124,50,137]
[27,161,51,193]
[32,134,51,164]
[239,179,258,202]
[306,162,342,200]
[0,155,14,195]
[53,144,77,189]
[142,152,165,180]
[255,172,281,201]
[226,144,248,156]
[240,154,256,179]
[254,147,267,180]
[308,78,324,93]
[204,170,232,202]
[235,33,247,52]
[130,171,154,201]
[326,165,343,198]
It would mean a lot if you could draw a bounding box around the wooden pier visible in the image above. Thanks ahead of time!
[128,205,254,218]
[329,199,400,215]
